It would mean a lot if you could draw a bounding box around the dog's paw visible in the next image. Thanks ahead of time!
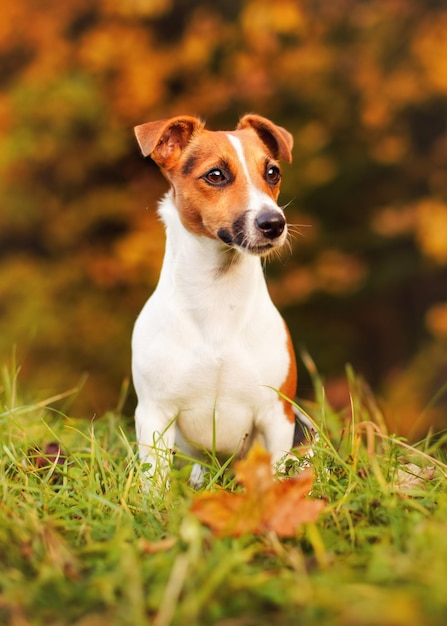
[189,463,207,489]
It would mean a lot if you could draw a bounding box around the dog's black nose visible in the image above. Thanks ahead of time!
[255,210,286,240]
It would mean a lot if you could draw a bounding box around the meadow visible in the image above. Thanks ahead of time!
[1,360,446,626]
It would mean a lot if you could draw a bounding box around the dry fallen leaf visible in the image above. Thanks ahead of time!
[190,445,325,537]
[394,463,436,492]
[26,442,68,484]
[29,442,67,469]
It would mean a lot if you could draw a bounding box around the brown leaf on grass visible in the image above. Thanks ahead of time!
[28,442,67,469]
[27,442,68,483]
[190,445,325,537]
[394,463,436,492]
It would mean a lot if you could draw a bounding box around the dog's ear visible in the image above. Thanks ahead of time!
[134,116,204,169]
[237,114,293,163]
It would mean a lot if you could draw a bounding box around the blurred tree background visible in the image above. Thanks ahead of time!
[1,0,446,436]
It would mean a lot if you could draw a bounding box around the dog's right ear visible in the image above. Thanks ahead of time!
[134,116,204,169]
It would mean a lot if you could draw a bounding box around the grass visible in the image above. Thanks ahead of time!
[1,361,447,626]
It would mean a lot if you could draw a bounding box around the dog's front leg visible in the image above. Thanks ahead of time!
[135,406,176,488]
[262,416,296,471]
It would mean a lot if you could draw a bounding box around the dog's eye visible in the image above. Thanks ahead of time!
[266,165,281,185]
[204,169,227,185]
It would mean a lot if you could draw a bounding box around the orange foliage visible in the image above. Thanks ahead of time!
[190,445,325,538]
[412,13,447,94]
[416,199,447,264]
[426,303,447,339]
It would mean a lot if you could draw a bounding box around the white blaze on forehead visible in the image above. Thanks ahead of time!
[226,133,276,210]
[226,134,252,183]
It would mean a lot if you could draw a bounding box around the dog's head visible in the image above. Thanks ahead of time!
[134,114,293,256]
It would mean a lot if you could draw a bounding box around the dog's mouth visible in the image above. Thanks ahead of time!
[217,228,276,256]
[217,208,286,256]
[242,242,275,256]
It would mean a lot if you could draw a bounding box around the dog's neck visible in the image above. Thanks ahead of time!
[156,192,269,314]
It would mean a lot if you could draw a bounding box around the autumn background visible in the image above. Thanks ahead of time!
[1,0,446,436]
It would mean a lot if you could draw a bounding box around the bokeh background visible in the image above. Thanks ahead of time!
[1,0,447,436]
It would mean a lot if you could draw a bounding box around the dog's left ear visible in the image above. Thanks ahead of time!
[134,115,204,169]
[237,114,293,163]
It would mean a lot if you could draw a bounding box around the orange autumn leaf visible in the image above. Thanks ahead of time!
[190,445,325,538]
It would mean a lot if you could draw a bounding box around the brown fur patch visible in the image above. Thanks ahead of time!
[279,324,298,424]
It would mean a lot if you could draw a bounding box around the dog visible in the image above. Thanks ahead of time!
[132,113,306,486]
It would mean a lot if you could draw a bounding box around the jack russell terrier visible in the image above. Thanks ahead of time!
[132,114,309,486]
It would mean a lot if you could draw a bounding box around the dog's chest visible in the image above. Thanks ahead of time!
[173,325,285,454]
[169,294,285,394]
[133,281,289,444]
[184,299,286,414]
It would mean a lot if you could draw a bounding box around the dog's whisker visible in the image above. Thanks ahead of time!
[287,223,312,237]
[284,237,293,257]
[280,198,295,212]
[271,248,282,263]
[288,224,312,229]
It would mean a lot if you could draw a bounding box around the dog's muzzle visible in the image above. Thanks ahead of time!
[217,208,286,255]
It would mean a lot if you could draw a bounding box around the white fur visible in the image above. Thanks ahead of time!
[132,191,294,483]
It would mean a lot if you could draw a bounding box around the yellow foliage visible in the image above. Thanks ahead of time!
[361,97,391,129]
[412,13,447,94]
[241,0,306,43]
[0,2,27,45]
[6,7,73,83]
[0,0,446,427]
[78,25,169,118]
[426,302,447,338]
[384,341,447,438]
[302,155,338,186]
[0,96,12,135]
[415,199,447,264]
[369,134,408,164]
[384,69,422,106]
[296,122,331,153]
[315,250,368,295]
[370,205,417,237]
[270,267,317,306]
[181,10,227,69]
[279,43,332,85]
[358,65,422,130]
[269,248,368,304]
[115,223,166,284]
[100,0,172,18]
